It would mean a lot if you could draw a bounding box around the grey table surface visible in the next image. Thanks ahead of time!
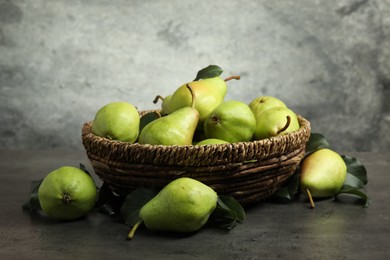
[0,150,389,259]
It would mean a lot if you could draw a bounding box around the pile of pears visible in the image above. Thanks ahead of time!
[91,65,301,147]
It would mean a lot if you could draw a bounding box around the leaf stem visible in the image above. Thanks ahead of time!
[306,188,315,209]
[127,220,143,240]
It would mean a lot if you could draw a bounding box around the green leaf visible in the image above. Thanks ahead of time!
[120,187,159,227]
[337,185,371,208]
[305,133,331,155]
[95,182,124,216]
[341,155,368,185]
[194,65,223,81]
[139,111,161,133]
[209,195,245,230]
[22,179,43,211]
[271,171,300,202]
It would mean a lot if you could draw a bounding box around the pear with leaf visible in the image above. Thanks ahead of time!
[128,177,218,239]
[138,85,199,146]
[299,148,347,208]
[169,65,240,124]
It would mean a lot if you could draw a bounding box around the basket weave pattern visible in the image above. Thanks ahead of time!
[82,112,311,206]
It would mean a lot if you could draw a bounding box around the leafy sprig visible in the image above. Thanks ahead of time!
[272,133,370,207]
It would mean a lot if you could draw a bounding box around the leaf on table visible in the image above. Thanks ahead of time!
[337,185,371,208]
[194,65,223,81]
[22,179,43,211]
[271,171,300,202]
[336,154,370,207]
[341,155,368,185]
[120,187,159,227]
[209,195,245,230]
[95,182,124,216]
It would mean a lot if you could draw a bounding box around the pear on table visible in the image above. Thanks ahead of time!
[299,148,347,208]
[128,177,218,239]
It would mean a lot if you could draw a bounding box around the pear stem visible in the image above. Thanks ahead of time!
[127,220,143,240]
[276,115,291,135]
[306,188,315,209]
[186,84,196,108]
[224,75,241,82]
[153,95,165,104]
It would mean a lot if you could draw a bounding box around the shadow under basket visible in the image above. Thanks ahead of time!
[81,111,311,207]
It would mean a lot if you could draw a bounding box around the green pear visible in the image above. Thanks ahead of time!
[138,177,218,234]
[91,102,140,143]
[299,149,347,208]
[138,85,199,146]
[249,96,287,120]
[203,100,256,143]
[253,106,300,140]
[153,94,172,115]
[169,76,227,124]
[196,138,230,145]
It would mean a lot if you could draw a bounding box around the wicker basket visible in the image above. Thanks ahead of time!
[81,111,311,206]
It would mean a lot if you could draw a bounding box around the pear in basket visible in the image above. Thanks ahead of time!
[91,102,140,143]
[138,85,199,146]
[249,95,287,120]
[253,106,300,140]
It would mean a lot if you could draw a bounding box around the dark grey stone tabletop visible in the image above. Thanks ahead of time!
[0,150,389,259]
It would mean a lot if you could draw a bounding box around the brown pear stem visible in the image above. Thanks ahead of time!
[224,75,241,82]
[153,95,165,104]
[127,220,143,240]
[306,188,315,209]
[186,84,196,108]
[276,115,291,135]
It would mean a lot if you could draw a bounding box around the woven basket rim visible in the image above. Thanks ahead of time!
[82,112,310,149]
[81,111,311,167]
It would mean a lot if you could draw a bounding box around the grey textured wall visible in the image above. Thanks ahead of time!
[1,0,389,152]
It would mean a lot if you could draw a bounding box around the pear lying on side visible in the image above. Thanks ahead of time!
[128,177,218,239]
[169,76,226,124]
[138,86,199,146]
[299,148,347,208]
[253,106,300,140]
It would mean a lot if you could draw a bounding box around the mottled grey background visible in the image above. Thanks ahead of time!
[1,0,389,152]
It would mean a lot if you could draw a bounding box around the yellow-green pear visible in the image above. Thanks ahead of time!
[253,106,300,140]
[139,177,218,233]
[91,102,140,143]
[203,100,256,143]
[299,149,347,208]
[138,85,199,146]
[249,96,287,120]
[169,76,227,123]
